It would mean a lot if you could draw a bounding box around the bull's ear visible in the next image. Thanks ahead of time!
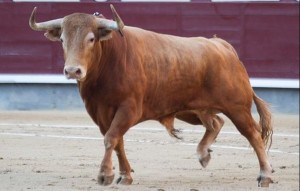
[98,28,113,41]
[44,29,61,41]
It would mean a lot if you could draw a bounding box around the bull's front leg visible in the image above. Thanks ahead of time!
[98,133,117,185]
[97,105,139,186]
[115,137,133,185]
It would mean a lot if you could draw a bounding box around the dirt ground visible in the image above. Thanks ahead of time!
[0,111,298,191]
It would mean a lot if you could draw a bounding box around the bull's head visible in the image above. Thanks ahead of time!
[29,5,124,81]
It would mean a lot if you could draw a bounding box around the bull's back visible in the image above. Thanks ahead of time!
[124,27,252,116]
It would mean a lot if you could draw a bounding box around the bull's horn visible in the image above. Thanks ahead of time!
[96,5,124,36]
[29,7,63,31]
[110,4,124,36]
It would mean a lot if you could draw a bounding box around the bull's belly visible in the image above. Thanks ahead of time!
[141,96,213,121]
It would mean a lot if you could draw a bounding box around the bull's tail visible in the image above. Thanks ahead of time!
[253,93,273,151]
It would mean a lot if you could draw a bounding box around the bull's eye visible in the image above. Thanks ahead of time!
[85,32,95,45]
[60,38,63,43]
[89,38,95,43]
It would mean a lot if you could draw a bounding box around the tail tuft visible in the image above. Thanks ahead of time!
[253,94,273,151]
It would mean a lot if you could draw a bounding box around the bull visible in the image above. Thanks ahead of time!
[29,5,274,187]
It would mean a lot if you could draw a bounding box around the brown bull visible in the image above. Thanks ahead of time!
[29,5,274,187]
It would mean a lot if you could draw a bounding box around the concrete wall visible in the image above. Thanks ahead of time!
[0,84,83,110]
[0,83,298,114]
[254,88,299,114]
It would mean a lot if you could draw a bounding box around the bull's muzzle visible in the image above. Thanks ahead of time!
[64,66,84,80]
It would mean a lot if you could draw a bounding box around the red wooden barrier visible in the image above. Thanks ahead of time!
[0,2,298,78]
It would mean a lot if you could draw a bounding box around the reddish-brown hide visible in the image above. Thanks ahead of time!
[29,5,273,187]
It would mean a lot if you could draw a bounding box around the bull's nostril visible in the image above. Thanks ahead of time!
[75,68,82,76]
[64,68,69,75]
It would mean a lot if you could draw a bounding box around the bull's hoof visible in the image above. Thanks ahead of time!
[257,176,274,187]
[116,175,133,185]
[97,174,115,186]
[199,153,211,168]
[199,149,212,168]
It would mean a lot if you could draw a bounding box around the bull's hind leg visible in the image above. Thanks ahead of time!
[226,108,273,187]
[160,112,224,167]
[159,115,182,140]
[196,113,224,168]
[114,137,133,185]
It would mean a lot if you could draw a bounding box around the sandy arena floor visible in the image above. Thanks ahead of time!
[0,111,299,191]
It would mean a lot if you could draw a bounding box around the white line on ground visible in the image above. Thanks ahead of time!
[0,123,298,138]
[0,132,298,156]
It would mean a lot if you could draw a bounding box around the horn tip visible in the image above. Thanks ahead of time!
[29,7,36,29]
[29,7,40,31]
[110,4,117,14]
[32,6,37,15]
